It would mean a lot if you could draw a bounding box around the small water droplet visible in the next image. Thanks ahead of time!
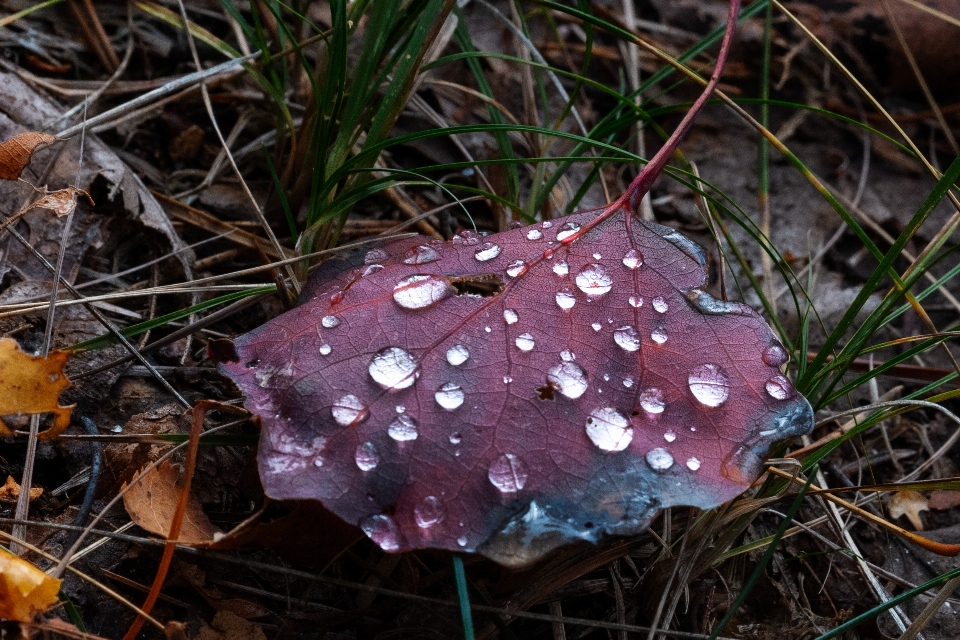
[639,388,665,414]
[591,323,602,332]
[651,326,668,344]
[515,333,535,351]
[388,414,418,441]
[453,230,480,245]
[484,326,491,333]
[415,496,443,528]
[765,375,794,400]
[547,361,588,399]
[629,295,643,308]
[369,347,419,390]
[361,514,400,551]
[355,441,379,471]
[436,383,465,410]
[603,373,610,381]
[475,242,501,261]
[332,394,369,426]
[613,326,640,352]
[762,342,789,367]
[664,431,676,442]
[527,229,543,240]
[652,297,668,313]
[555,289,576,310]
[504,309,519,324]
[592,253,602,260]
[646,448,674,471]
[560,349,575,361]
[688,364,730,407]
[488,453,528,493]
[556,221,580,241]
[362,264,383,277]
[457,536,468,547]
[319,344,332,355]
[686,457,702,471]
[322,315,340,328]
[503,376,513,384]
[365,249,389,264]
[553,260,569,276]
[542,220,553,228]
[112,424,122,433]
[393,274,453,310]
[449,432,462,445]
[403,244,440,264]
[506,260,527,278]
[575,263,612,296]
[623,377,634,388]
[622,249,643,269]
[585,407,633,452]
[446,344,470,366]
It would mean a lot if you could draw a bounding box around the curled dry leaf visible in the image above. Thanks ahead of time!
[889,490,929,530]
[0,337,73,440]
[21,186,93,218]
[122,460,222,545]
[0,132,57,181]
[0,550,62,622]
[0,475,42,502]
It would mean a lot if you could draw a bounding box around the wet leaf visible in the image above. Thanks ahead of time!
[122,460,223,544]
[220,214,813,566]
[0,337,73,440]
[0,549,62,622]
[0,132,57,181]
[21,186,93,218]
[889,490,929,530]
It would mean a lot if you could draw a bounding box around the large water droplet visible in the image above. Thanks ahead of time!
[765,375,794,400]
[369,347,419,390]
[388,414,418,441]
[361,514,400,551]
[403,245,439,265]
[435,383,465,410]
[506,260,527,278]
[555,289,576,310]
[651,326,668,344]
[321,315,340,328]
[415,496,443,528]
[622,249,643,269]
[639,388,665,414]
[488,453,528,493]
[365,249,389,264]
[613,326,640,352]
[393,274,452,310]
[504,309,519,324]
[547,361,588,399]
[686,457,702,471]
[575,263,612,296]
[646,448,674,471]
[526,229,543,240]
[332,394,369,426]
[475,242,501,261]
[355,441,379,471]
[556,221,580,241]
[652,297,668,313]
[319,344,332,356]
[446,344,469,366]
[585,407,633,452]
[553,260,569,276]
[688,364,730,407]
[515,333,535,351]
[762,342,788,367]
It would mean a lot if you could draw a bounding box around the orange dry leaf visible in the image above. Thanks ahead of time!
[0,338,73,440]
[0,476,42,502]
[122,460,222,545]
[0,550,62,622]
[21,186,93,218]
[0,132,57,181]
[888,490,929,530]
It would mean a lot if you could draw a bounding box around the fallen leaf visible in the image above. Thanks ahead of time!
[194,610,267,640]
[889,490,929,530]
[0,337,73,440]
[0,549,62,622]
[0,476,42,502]
[21,186,93,218]
[0,132,57,181]
[122,460,223,545]
[929,489,960,511]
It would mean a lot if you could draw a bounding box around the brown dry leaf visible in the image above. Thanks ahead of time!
[889,490,930,530]
[928,489,960,511]
[194,611,267,640]
[0,337,73,439]
[0,132,57,181]
[122,459,223,545]
[0,475,42,502]
[21,186,93,218]
[0,550,62,622]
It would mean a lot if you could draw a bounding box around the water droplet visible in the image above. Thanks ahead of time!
[593,253,601,260]
[321,315,340,328]
[355,441,379,471]
[475,242,501,261]
[585,407,633,452]
[555,289,576,310]
[686,457,702,471]
[388,415,418,441]
[506,260,527,278]
[393,274,453,310]
[403,245,439,264]
[664,431,676,442]
[639,388,665,414]
[361,514,400,551]
[436,383,465,410]
[575,263,612,296]
[449,432,462,445]
[365,249,389,264]
[652,297,668,313]
[415,496,443,528]
[485,326,491,333]
[629,295,643,308]
[515,333,535,351]
[553,260,569,276]
[362,264,383,277]
[560,349,575,362]
[688,364,730,407]
[622,249,643,269]
[319,344,332,355]
[503,376,513,384]
[504,309,519,324]
[762,342,789,367]
[542,220,553,228]
[556,221,580,241]
[446,344,469,366]
[603,373,610,381]
[591,323,602,332]
[488,453,528,493]
[651,326,668,344]
[369,347,419,390]
[527,229,543,240]
[458,536,468,547]
[613,326,640,352]
[547,361,588,399]
[623,377,634,388]
[646,448,674,471]
[765,375,794,400]
[332,394,369,426]
[396,405,405,413]
[453,229,480,245]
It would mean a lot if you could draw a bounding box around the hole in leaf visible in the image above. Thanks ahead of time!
[536,384,555,401]
[449,274,504,297]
